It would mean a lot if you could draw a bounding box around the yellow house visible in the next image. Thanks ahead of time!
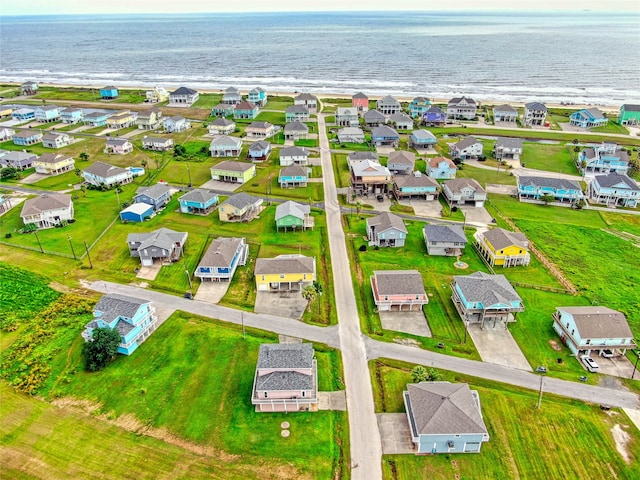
[107,110,137,129]
[475,228,530,267]
[33,153,76,176]
[254,254,316,291]
[0,105,13,118]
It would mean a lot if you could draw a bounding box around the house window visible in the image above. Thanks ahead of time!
[586,339,590,345]
[261,275,265,281]
[571,329,574,336]
[415,295,420,300]
[302,391,305,397]
[280,274,285,279]
[566,322,569,329]
[264,392,267,398]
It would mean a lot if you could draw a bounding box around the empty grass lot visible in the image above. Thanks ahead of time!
[371,359,640,480]
[521,143,576,175]
[33,86,147,104]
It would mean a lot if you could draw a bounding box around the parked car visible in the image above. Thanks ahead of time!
[580,355,599,372]
[600,349,614,358]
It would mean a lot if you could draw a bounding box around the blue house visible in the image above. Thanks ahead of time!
[82,293,158,355]
[410,129,437,150]
[392,172,440,201]
[134,183,172,211]
[427,156,457,179]
[234,101,259,119]
[11,108,35,121]
[409,97,431,118]
[517,176,583,205]
[404,382,490,454]
[279,164,309,188]
[422,106,446,126]
[13,130,43,146]
[84,111,110,127]
[589,172,639,208]
[248,140,272,162]
[179,188,219,214]
[211,104,235,117]
[100,85,119,100]
[371,125,400,147]
[570,108,607,128]
[248,87,268,107]
[195,236,249,282]
[60,108,84,124]
[120,202,154,222]
[579,143,629,174]
[35,105,61,123]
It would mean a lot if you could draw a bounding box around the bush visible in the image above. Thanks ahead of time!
[4,233,12,239]
[82,327,121,372]
[359,244,367,252]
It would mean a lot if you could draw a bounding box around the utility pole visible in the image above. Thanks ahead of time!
[115,187,120,208]
[67,234,77,260]
[536,375,544,409]
[34,229,44,253]
[631,350,639,380]
[184,259,193,291]
[84,241,93,268]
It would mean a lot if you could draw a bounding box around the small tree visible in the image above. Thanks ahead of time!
[79,152,89,162]
[426,368,443,381]
[83,327,121,372]
[302,286,316,311]
[411,365,429,383]
[540,194,555,205]
[174,144,187,157]
[0,166,20,180]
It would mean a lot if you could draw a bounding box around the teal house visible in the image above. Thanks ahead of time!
[100,86,119,100]
[409,97,431,118]
[234,101,259,119]
[275,200,314,231]
[618,104,640,126]
[569,108,607,128]
[179,188,219,215]
[517,176,584,205]
[279,165,309,188]
[84,111,110,127]
[81,294,158,355]
[211,104,235,117]
[248,87,268,107]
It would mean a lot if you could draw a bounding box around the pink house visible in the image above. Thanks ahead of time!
[352,92,369,112]
[370,270,429,311]
[252,343,318,413]
[104,138,134,155]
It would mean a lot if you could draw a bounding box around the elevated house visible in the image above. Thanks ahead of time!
[163,115,190,133]
[218,192,263,222]
[248,87,268,107]
[134,183,172,211]
[104,138,133,155]
[246,121,275,139]
[570,108,607,128]
[179,188,219,215]
[210,160,255,183]
[119,203,154,223]
[0,106,11,118]
[136,108,162,130]
[82,161,133,187]
[442,178,487,207]
[234,101,259,119]
[208,118,236,135]
[474,228,530,268]
[60,107,83,124]
[168,86,199,106]
[449,137,483,160]
[404,382,490,454]
[126,228,187,266]
[222,87,242,105]
[83,111,109,127]
[145,86,169,103]
[0,151,37,170]
[275,200,314,231]
[254,254,316,291]
[423,224,468,256]
[13,130,42,146]
[350,159,391,195]
[283,121,309,140]
[370,270,428,311]
[33,153,75,176]
[579,143,629,174]
[141,136,174,151]
[451,272,524,327]
[366,212,407,247]
[337,127,365,144]
[42,132,73,149]
[388,112,413,131]
[285,104,310,122]
[371,125,400,147]
[523,102,547,126]
[427,156,457,179]
[107,110,137,129]
[618,104,640,126]
[447,97,477,120]
[35,105,61,123]
[248,140,271,162]
[588,172,639,208]
[82,294,158,356]
[352,92,369,112]
[392,172,439,201]
[209,135,243,157]
[377,95,401,116]
[100,86,118,100]
[493,137,523,161]
[0,127,15,142]
[195,236,249,282]
[387,150,416,175]
[279,146,309,166]
[410,129,437,150]
[363,109,386,127]
[294,93,318,113]
[409,97,431,118]
[11,107,35,121]
[20,193,74,229]
[21,81,38,95]
[348,151,379,164]
[492,104,517,123]
[517,176,584,205]
[552,306,636,356]
[279,164,309,188]
[422,106,446,126]
[211,104,235,117]
[251,343,318,413]
[336,107,360,127]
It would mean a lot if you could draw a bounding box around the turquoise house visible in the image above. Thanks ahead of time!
[11,108,35,121]
[84,111,110,127]
[81,293,158,355]
[517,176,584,205]
[579,143,629,174]
[569,108,607,128]
[35,105,62,122]
[179,188,219,214]
[618,104,640,126]
[60,108,84,124]
[409,97,431,118]
[589,172,639,208]
[13,130,43,146]
[279,165,309,188]
[410,129,437,149]
[211,104,235,117]
[234,101,259,119]
[100,86,119,100]
[248,87,268,107]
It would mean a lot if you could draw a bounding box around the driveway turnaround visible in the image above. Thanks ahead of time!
[466,323,532,372]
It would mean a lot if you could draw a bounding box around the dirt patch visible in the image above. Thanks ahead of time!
[611,424,631,464]
[51,397,102,413]
[393,338,421,347]
[548,339,562,351]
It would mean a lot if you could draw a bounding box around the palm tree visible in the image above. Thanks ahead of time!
[411,365,428,383]
[302,286,316,311]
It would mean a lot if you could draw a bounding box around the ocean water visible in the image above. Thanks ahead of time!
[1,11,639,105]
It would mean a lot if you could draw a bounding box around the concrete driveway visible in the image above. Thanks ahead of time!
[486,183,518,195]
[379,311,432,337]
[466,322,532,372]
[199,179,242,192]
[460,206,494,227]
[377,413,415,454]
[136,264,162,281]
[595,355,640,380]
[399,199,442,218]
[194,281,230,304]
[254,290,308,319]
[318,391,347,411]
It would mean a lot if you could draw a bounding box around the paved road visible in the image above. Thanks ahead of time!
[317,113,383,479]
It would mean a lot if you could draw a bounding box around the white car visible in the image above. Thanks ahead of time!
[580,355,599,373]
[600,349,614,358]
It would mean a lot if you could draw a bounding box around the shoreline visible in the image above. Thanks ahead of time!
[0,81,623,113]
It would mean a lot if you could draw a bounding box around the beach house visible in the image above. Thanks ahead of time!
[284,121,309,140]
[246,121,275,139]
[279,164,309,188]
[294,93,318,113]
[377,95,401,116]
[211,104,235,117]
[168,87,199,106]
[475,228,531,268]
[493,138,523,161]
[163,115,191,133]
[492,104,517,123]
[350,159,391,195]
[208,118,236,135]
[134,183,172,211]
[371,125,400,147]
[33,153,75,176]
[234,101,259,119]
[248,140,271,162]
[618,104,640,126]
[0,151,37,170]
[392,172,440,201]
[141,136,174,151]
[254,254,316,291]
[179,188,219,215]
[21,81,38,95]
[423,225,468,256]
[12,108,35,122]
[104,138,133,155]
[279,146,309,166]
[366,212,407,248]
[588,172,639,208]
[248,87,268,106]
[442,178,487,207]
[82,161,133,187]
[275,201,314,231]
[522,102,547,126]
[145,86,169,103]
[13,130,43,146]
[195,236,249,282]
[364,109,386,127]
[83,111,110,127]
[127,228,187,266]
[35,105,61,123]
[107,110,137,129]
[60,107,83,124]
[222,87,242,104]
[570,108,607,128]
[410,129,437,150]
[409,97,431,118]
[136,108,162,130]
[338,127,365,144]
[218,193,263,223]
[388,112,414,131]
[387,151,416,175]
[370,270,428,311]
[0,127,15,142]
[449,137,483,160]
[100,86,118,100]
[517,176,584,205]
[209,135,243,157]
[352,92,369,112]
[579,143,629,174]
[285,104,311,122]
[42,132,73,149]
[427,157,457,179]
[422,106,446,126]
[20,193,74,229]
[447,97,477,120]
[336,107,359,127]
[210,160,255,183]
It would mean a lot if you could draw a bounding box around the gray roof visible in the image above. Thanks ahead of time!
[13,130,41,138]
[444,178,485,194]
[295,93,317,101]
[406,382,488,436]
[127,227,187,253]
[338,127,364,136]
[225,87,240,94]
[254,254,315,275]
[388,150,416,166]
[256,371,312,391]
[279,164,308,178]
[480,228,528,250]
[286,104,310,114]
[371,125,399,138]
[412,129,437,141]
[517,176,581,191]
[249,140,271,152]
[21,193,72,216]
[250,87,265,93]
[493,104,517,113]
[275,200,310,221]
[373,270,425,296]
[257,343,314,369]
[453,271,522,307]
[212,160,254,172]
[221,192,261,209]
[423,225,467,244]
[2,151,37,162]
[525,102,547,112]
[179,188,218,204]
[366,212,407,234]
[142,136,172,145]
[389,112,412,123]
[364,109,386,121]
[105,138,131,147]
[36,153,72,164]
[93,293,149,324]
[348,151,379,162]
[393,173,439,189]
[135,183,171,200]
[594,172,639,191]
[280,146,309,157]
[378,95,400,106]
[171,86,197,95]
[453,136,481,150]
[557,306,633,339]
[167,115,185,122]
[247,121,273,129]
[622,104,640,112]
[198,237,245,268]
[211,118,235,127]
[495,137,523,149]
[284,121,309,133]
[448,96,476,106]
[352,92,368,99]
[84,111,108,119]
[337,107,358,116]
[38,105,60,112]
[83,161,128,178]
[425,106,444,114]
[210,135,242,148]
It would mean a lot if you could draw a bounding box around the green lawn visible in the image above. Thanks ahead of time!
[254,111,286,125]
[521,143,576,175]
[372,359,640,480]
[590,120,630,135]
[264,96,294,111]
[192,93,222,110]
[457,164,517,186]
[33,86,147,104]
